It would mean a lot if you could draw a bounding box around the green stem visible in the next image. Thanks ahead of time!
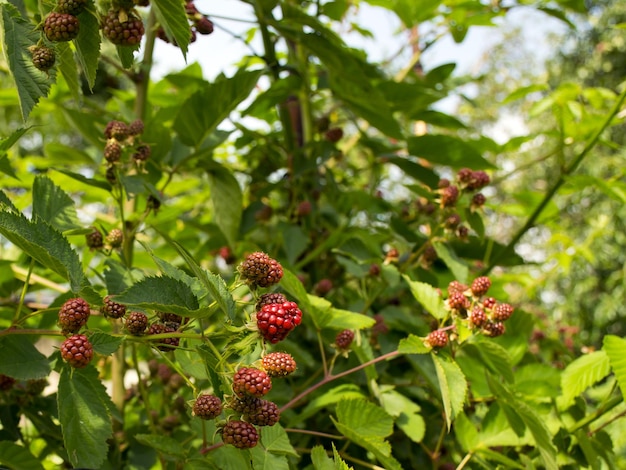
[484,86,626,273]
[131,344,160,434]
[13,259,35,325]
[111,322,126,422]
[135,9,157,122]
[567,394,623,434]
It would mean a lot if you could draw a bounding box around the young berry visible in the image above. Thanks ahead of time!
[104,120,130,140]
[335,329,355,350]
[470,276,491,297]
[221,420,259,449]
[238,252,283,288]
[483,322,506,337]
[60,334,93,368]
[438,178,450,189]
[457,225,469,240]
[467,171,490,190]
[102,9,145,46]
[444,213,462,229]
[86,227,104,250]
[456,168,473,185]
[147,323,179,351]
[30,45,56,71]
[56,0,87,16]
[324,127,344,143]
[0,374,16,391]
[369,263,381,276]
[256,301,302,343]
[232,367,272,398]
[447,281,468,296]
[132,144,151,162]
[44,12,80,42]
[194,16,214,35]
[125,311,148,335]
[245,399,280,426]
[482,297,497,310]
[492,303,514,322]
[440,185,459,207]
[104,139,122,163]
[469,306,487,328]
[101,295,126,319]
[58,298,90,333]
[447,292,470,311]
[192,394,222,420]
[261,352,297,377]
[256,293,288,310]
[314,278,333,296]
[426,330,448,348]
[128,119,144,136]
[230,395,263,415]
[471,193,486,208]
[105,228,123,248]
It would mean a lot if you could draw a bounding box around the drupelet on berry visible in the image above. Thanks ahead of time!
[256,301,302,343]
[60,334,93,368]
[261,352,297,377]
[192,394,222,420]
[238,252,283,288]
[426,330,449,348]
[58,298,90,333]
[221,420,259,448]
[232,367,272,398]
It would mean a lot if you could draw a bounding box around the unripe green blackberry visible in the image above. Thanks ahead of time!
[60,334,93,368]
[261,352,297,377]
[56,0,88,16]
[192,394,222,420]
[101,295,126,319]
[102,9,145,46]
[104,120,129,140]
[245,399,279,426]
[483,321,505,337]
[470,276,491,297]
[30,45,56,71]
[105,228,123,248]
[426,329,448,348]
[125,311,148,335]
[86,227,104,250]
[255,292,287,310]
[58,297,90,333]
[147,323,179,351]
[221,420,259,448]
[492,303,514,322]
[335,329,355,350]
[238,252,283,288]
[232,367,272,398]
[104,139,122,163]
[44,12,80,42]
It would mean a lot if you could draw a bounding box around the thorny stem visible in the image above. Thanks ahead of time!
[588,407,626,436]
[13,258,35,325]
[284,428,346,440]
[567,394,623,434]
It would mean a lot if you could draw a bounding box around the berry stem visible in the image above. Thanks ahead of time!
[11,264,65,292]
[316,330,328,376]
[279,350,401,413]
[157,349,197,394]
[284,428,345,440]
[200,441,224,454]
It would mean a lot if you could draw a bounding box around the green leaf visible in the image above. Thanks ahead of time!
[135,434,186,458]
[0,127,28,154]
[311,445,335,470]
[56,43,80,102]
[603,335,626,401]
[463,340,514,383]
[0,441,44,470]
[89,332,123,356]
[0,3,56,121]
[174,69,263,147]
[0,189,18,212]
[454,412,479,452]
[0,211,84,292]
[325,307,376,330]
[432,242,469,284]
[432,353,467,430]
[560,350,611,408]
[381,389,425,443]
[0,335,50,380]
[73,9,101,90]
[402,275,447,319]
[243,75,301,119]
[56,169,111,191]
[398,334,431,354]
[407,135,495,169]
[116,44,138,69]
[295,384,366,426]
[58,366,113,469]
[279,268,313,314]
[113,276,209,318]
[259,424,298,456]
[151,0,190,57]
[206,163,242,247]
[32,175,79,232]
[250,447,289,470]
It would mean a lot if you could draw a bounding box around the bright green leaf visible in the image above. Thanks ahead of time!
[433,242,469,283]
[280,268,313,315]
[398,334,431,354]
[151,0,190,57]
[402,275,447,320]
[259,424,298,456]
[250,447,289,470]
[381,389,425,443]
[0,335,50,380]
[463,340,514,383]
[432,353,467,430]
[89,332,123,356]
[56,43,80,102]
[407,135,495,169]
[560,350,610,408]
[0,441,44,470]
[73,9,101,90]
[603,335,626,401]
[325,308,376,330]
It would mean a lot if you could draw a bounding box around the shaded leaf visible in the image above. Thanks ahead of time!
[463,340,514,383]
[206,163,243,247]
[73,9,100,90]
[32,175,80,232]
[433,242,469,284]
[0,441,44,470]
[135,434,186,458]
[0,335,50,380]
[408,135,495,169]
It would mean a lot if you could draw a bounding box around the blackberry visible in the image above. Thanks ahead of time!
[492,303,514,322]
[472,192,486,208]
[60,334,93,368]
[194,16,214,35]
[447,292,470,311]
[101,295,126,319]
[232,367,272,398]
[467,171,490,190]
[125,311,148,335]
[221,420,259,449]
[147,323,179,351]
[102,9,145,46]
[470,276,491,297]
[447,281,468,296]
[56,0,87,16]
[104,139,122,163]
[30,45,56,71]
[157,311,183,325]
[261,352,297,377]
[256,301,303,344]
[335,329,355,350]
[58,298,90,333]
[445,213,462,229]
[456,168,473,185]
[324,127,344,143]
[245,399,280,426]
[438,178,450,188]
[105,228,123,248]
[230,395,263,415]
[482,297,497,310]
[0,374,16,391]
[314,278,333,296]
[255,292,287,310]
[44,12,80,42]
[369,263,381,276]
[440,185,459,207]
[426,330,448,348]
[457,225,469,240]
[192,394,222,420]
[469,306,487,328]
[128,119,144,136]
[132,144,151,162]
[104,120,129,140]
[483,322,505,337]
[86,227,104,250]
[238,252,283,288]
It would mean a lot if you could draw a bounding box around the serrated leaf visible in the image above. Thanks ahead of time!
[464,340,514,383]
[408,135,495,169]
[113,276,210,318]
[311,446,335,470]
[398,334,431,354]
[0,211,84,292]
[32,175,79,232]
[432,242,469,283]
[402,275,447,319]
[56,43,81,102]
[104,258,137,295]
[259,424,298,456]
[432,353,467,430]
[174,69,263,147]
[295,384,366,426]
[560,350,611,408]
[250,447,289,470]
[0,127,28,154]
[116,44,138,69]
[0,335,50,380]
[73,9,100,90]
[58,366,113,468]
[89,332,123,356]
[603,335,626,400]
[0,441,44,470]
[279,268,313,314]
[56,169,111,191]
[135,434,186,458]
[381,389,425,443]
[207,164,242,247]
[151,0,190,56]
[0,3,56,121]
[208,445,253,470]
[0,189,18,211]
[325,308,376,330]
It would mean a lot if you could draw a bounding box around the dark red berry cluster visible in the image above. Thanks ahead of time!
[101,118,150,187]
[58,298,90,333]
[102,8,145,46]
[232,367,272,398]
[147,323,180,351]
[221,420,259,449]
[30,45,56,72]
[60,334,93,368]
[125,311,148,335]
[44,12,79,42]
[239,252,283,288]
[101,295,126,319]
[334,329,355,351]
[156,1,214,48]
[192,394,222,420]
[256,301,302,343]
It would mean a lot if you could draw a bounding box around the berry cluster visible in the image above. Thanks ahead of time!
[101,295,126,319]
[84,226,123,252]
[29,45,56,72]
[256,301,302,343]
[58,298,91,333]
[102,8,144,46]
[60,334,93,368]
[261,352,297,377]
[238,252,283,288]
[101,118,150,187]
[156,1,214,47]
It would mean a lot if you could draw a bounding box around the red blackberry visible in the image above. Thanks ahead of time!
[467,171,490,190]
[469,306,487,328]
[255,292,287,310]
[105,229,123,248]
[324,127,344,143]
[104,120,129,140]
[230,395,263,415]
[438,178,450,188]
[492,303,514,322]
[426,330,448,348]
[86,227,104,250]
[232,367,272,398]
[221,420,259,449]
[192,394,222,420]
[147,323,179,351]
[245,399,280,426]
[132,144,151,162]
[456,168,473,185]
[128,119,144,136]
[44,12,79,42]
[256,301,302,343]
[440,185,459,207]
[482,297,497,310]
[471,193,486,208]
[58,298,90,333]
[369,263,381,276]
[30,45,56,71]
[194,16,214,35]
[239,252,283,288]
[470,276,491,297]
[296,200,312,217]
[335,329,355,350]
[125,311,148,335]
[60,334,93,368]
[0,374,16,391]
[261,352,297,377]
[102,9,145,46]
[483,322,505,337]
[104,139,122,163]
[445,213,462,229]
[314,278,333,296]
[56,0,87,16]
[447,292,470,311]
[447,281,468,296]
[101,295,126,319]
